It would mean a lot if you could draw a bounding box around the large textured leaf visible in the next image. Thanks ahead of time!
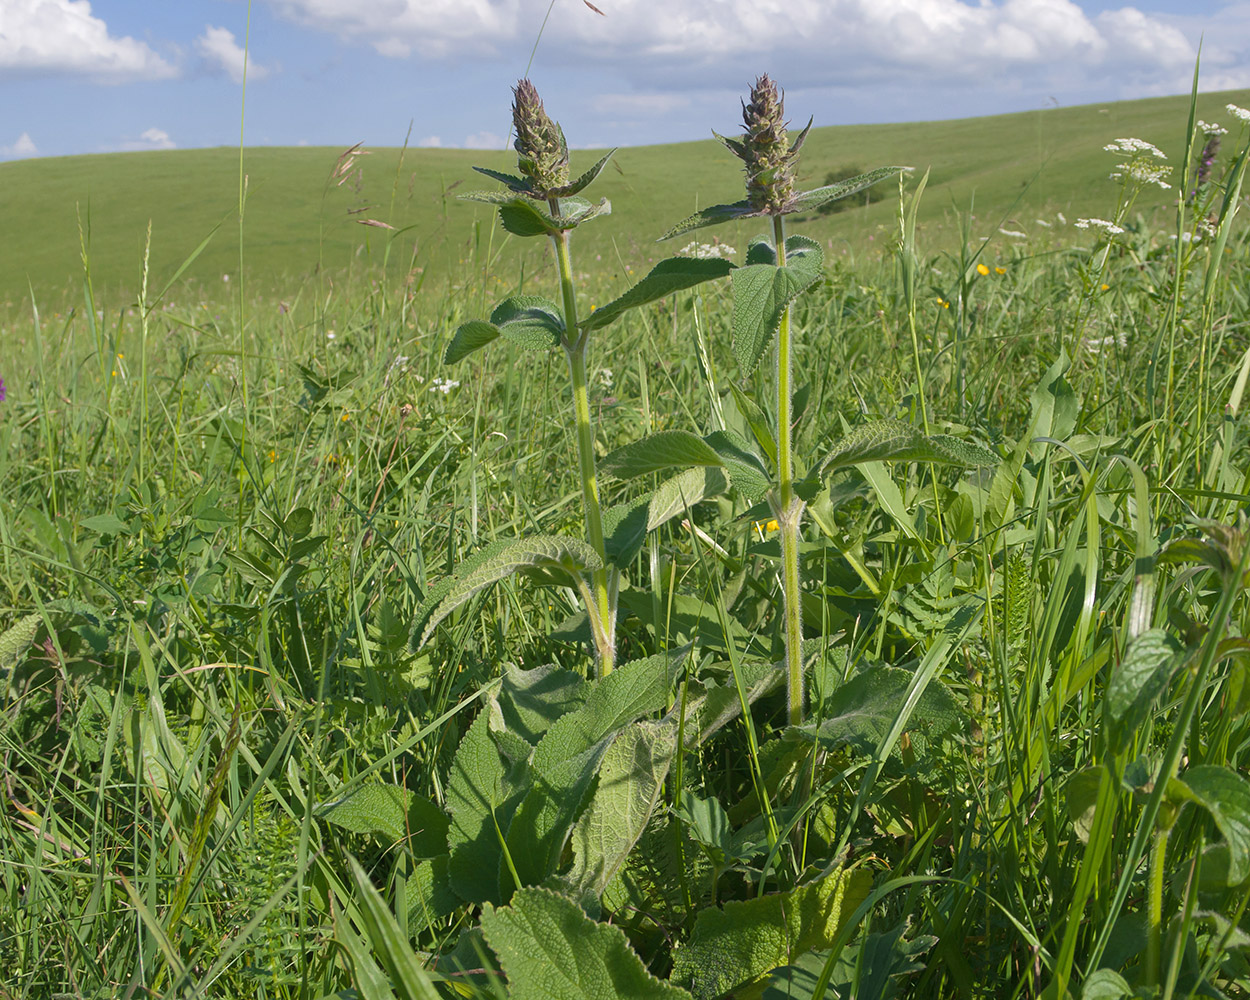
[318,783,449,857]
[812,665,964,755]
[817,419,998,476]
[561,719,679,903]
[602,431,724,479]
[1104,629,1183,753]
[445,705,532,904]
[658,200,754,242]
[581,257,734,332]
[0,611,42,668]
[705,429,771,502]
[496,662,589,745]
[1180,765,1250,884]
[471,165,531,193]
[480,887,693,1000]
[786,166,908,214]
[347,856,443,1000]
[407,855,460,929]
[412,536,601,649]
[490,295,565,352]
[731,235,824,376]
[669,868,872,1000]
[507,652,686,887]
[603,467,731,569]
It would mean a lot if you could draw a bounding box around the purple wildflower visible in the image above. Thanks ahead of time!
[0,378,6,402]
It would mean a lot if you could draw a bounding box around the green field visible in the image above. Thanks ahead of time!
[4,85,1250,998]
[2,87,1248,312]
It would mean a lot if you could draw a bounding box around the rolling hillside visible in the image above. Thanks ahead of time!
[1,87,1247,309]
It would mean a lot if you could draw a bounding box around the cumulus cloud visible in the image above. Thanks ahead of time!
[463,130,505,150]
[264,0,1200,93]
[418,136,443,147]
[196,25,270,84]
[0,0,176,80]
[118,127,176,152]
[1,133,38,159]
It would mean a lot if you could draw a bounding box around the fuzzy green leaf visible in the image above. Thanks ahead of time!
[744,235,777,266]
[658,201,754,242]
[471,166,532,193]
[407,855,460,929]
[551,149,617,197]
[561,719,679,903]
[412,536,601,649]
[491,296,565,352]
[812,665,964,755]
[480,887,693,1000]
[445,704,530,905]
[1080,968,1134,999]
[1179,765,1250,884]
[498,198,559,238]
[817,419,998,476]
[705,429,771,502]
[318,783,449,857]
[581,257,735,332]
[670,868,873,1000]
[445,321,501,364]
[787,166,908,215]
[506,650,685,887]
[1104,629,1183,753]
[346,856,443,1000]
[603,467,731,569]
[731,236,824,376]
[0,612,43,668]
[602,431,724,480]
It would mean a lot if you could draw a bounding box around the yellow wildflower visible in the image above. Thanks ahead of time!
[976,263,989,276]
[995,266,1007,274]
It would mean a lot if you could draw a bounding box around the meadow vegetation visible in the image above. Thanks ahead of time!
[3,76,1250,1000]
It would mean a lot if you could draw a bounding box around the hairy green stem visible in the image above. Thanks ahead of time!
[1146,824,1169,989]
[550,221,615,674]
[773,214,805,725]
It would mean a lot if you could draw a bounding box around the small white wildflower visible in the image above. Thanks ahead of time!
[1104,137,1167,159]
[1110,159,1172,190]
[1198,219,1218,239]
[1084,332,1128,356]
[678,240,737,260]
[597,368,614,388]
[998,228,1027,239]
[1198,120,1228,136]
[1226,104,1250,123]
[428,377,460,395]
[326,330,336,340]
[222,273,231,283]
[1035,219,1052,227]
[1057,212,1067,224]
[1075,218,1125,234]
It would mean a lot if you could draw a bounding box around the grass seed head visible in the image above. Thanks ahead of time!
[511,78,569,197]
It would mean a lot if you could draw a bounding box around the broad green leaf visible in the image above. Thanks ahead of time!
[445,320,501,364]
[497,199,559,237]
[1180,765,1250,883]
[786,166,908,214]
[497,662,589,745]
[346,856,443,1000]
[603,467,730,569]
[80,512,133,535]
[582,257,735,332]
[728,381,777,466]
[744,234,777,267]
[318,783,449,856]
[602,431,724,479]
[551,149,617,197]
[811,665,964,755]
[471,165,531,193]
[480,887,693,1000]
[1080,968,1133,999]
[412,536,601,649]
[445,704,532,904]
[0,612,43,668]
[705,429,771,502]
[507,651,686,887]
[1064,767,1104,844]
[731,236,824,376]
[1104,629,1182,753]
[562,719,679,903]
[407,855,461,929]
[490,295,565,352]
[669,868,872,1000]
[480,195,611,238]
[818,419,998,476]
[658,200,754,242]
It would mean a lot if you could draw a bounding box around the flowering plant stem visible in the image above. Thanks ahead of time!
[773,214,804,725]
[550,219,616,674]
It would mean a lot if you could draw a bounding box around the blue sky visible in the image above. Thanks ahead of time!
[1,0,1247,160]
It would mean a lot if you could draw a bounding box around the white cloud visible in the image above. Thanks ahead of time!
[591,93,691,117]
[418,135,443,147]
[1,132,38,159]
[264,0,1198,92]
[118,127,176,152]
[195,25,270,85]
[464,130,504,150]
[0,0,176,80]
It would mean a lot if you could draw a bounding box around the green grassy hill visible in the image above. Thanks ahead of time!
[2,88,1247,309]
